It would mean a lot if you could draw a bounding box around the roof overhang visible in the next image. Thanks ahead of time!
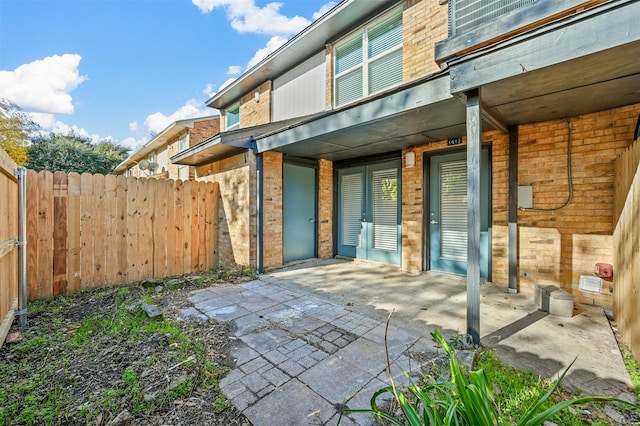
[207,0,397,109]
[172,117,319,166]
[446,0,640,126]
[253,72,496,161]
[113,115,218,174]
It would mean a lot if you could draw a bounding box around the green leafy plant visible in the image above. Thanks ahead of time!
[340,325,638,425]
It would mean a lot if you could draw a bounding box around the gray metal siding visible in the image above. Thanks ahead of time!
[272,51,326,121]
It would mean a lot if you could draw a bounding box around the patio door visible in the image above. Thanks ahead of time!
[337,160,401,265]
[283,163,316,263]
[428,150,490,278]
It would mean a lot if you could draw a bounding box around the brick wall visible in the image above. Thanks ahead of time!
[511,104,640,306]
[318,159,333,258]
[262,151,283,269]
[196,151,256,269]
[190,118,220,146]
[402,0,448,81]
[400,105,638,309]
[240,81,272,128]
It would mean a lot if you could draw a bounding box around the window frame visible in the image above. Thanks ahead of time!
[225,104,240,130]
[178,134,189,152]
[333,7,403,108]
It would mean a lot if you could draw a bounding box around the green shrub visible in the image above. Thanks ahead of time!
[341,330,638,425]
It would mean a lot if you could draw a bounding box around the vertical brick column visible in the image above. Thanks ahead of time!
[262,151,283,269]
[401,147,424,273]
[318,159,333,258]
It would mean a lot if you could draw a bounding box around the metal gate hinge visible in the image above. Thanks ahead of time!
[14,239,24,247]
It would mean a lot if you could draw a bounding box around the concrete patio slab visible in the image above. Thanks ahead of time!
[182,258,635,425]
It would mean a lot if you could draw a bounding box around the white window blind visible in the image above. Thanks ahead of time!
[334,8,402,107]
[440,160,467,261]
[341,173,363,247]
[372,169,398,251]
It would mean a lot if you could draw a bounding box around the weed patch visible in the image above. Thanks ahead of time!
[0,267,252,425]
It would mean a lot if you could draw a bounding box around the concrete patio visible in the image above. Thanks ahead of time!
[181,258,635,425]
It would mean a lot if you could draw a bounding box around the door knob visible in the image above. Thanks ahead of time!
[309,218,316,223]
[430,220,439,225]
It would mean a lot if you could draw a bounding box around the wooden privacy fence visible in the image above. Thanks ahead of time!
[613,136,639,360]
[27,170,219,300]
[0,149,19,346]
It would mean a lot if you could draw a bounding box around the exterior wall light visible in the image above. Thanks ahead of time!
[405,150,416,168]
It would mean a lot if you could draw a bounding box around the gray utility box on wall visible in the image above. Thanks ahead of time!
[518,186,533,209]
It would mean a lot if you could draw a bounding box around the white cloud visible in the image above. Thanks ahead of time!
[143,99,215,134]
[202,83,216,98]
[0,54,87,114]
[192,0,310,36]
[129,121,138,132]
[312,2,338,21]
[246,36,288,70]
[29,112,57,130]
[120,136,147,152]
[226,65,241,75]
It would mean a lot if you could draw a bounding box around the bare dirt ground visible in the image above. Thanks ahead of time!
[0,269,253,426]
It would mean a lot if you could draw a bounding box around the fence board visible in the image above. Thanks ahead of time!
[205,182,215,269]
[173,180,184,275]
[154,179,168,278]
[67,173,81,292]
[613,137,640,360]
[139,178,152,278]
[166,180,176,277]
[37,172,53,299]
[18,171,218,300]
[115,176,128,283]
[80,173,93,289]
[104,175,118,284]
[26,171,38,300]
[126,177,140,282]
[182,180,193,273]
[190,181,200,272]
[52,172,68,296]
[93,174,106,286]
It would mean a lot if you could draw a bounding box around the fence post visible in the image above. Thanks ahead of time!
[14,167,27,327]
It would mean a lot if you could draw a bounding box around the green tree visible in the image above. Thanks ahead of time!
[27,132,129,174]
[0,98,39,166]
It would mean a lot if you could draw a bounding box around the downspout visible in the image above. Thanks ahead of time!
[15,166,27,327]
[251,137,264,274]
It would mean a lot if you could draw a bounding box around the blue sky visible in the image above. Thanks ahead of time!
[0,0,337,151]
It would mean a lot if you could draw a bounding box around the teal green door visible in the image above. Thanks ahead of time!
[283,163,316,263]
[429,150,490,278]
[337,160,401,265]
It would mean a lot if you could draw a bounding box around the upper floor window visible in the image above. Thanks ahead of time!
[178,134,188,151]
[226,105,240,130]
[334,9,403,107]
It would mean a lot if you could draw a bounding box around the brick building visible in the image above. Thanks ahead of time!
[173,1,639,350]
[113,116,220,180]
